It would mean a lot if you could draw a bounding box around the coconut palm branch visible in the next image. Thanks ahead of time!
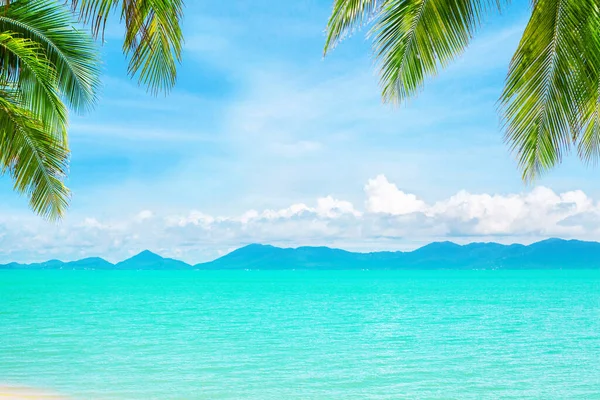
[0,1,100,219]
[0,83,70,220]
[324,0,600,180]
[70,0,184,94]
[0,0,101,113]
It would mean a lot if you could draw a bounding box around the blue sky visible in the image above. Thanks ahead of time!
[3,0,600,263]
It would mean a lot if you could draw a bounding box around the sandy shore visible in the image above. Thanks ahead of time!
[0,386,66,399]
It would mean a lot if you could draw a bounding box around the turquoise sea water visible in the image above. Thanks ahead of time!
[1,270,599,399]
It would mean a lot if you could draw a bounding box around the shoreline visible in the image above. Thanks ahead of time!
[0,385,65,399]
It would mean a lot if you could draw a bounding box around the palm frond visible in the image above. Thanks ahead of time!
[575,2,600,166]
[69,0,118,39]
[0,0,101,113]
[0,90,70,220]
[324,0,380,54]
[0,32,67,142]
[70,0,183,94]
[500,0,597,181]
[324,0,504,103]
[371,0,503,103]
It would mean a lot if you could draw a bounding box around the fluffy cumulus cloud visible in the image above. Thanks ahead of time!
[3,175,600,263]
[365,175,426,215]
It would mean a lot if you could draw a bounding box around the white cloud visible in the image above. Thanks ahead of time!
[241,196,360,221]
[365,175,426,215]
[82,217,103,229]
[136,210,154,221]
[3,175,600,264]
[428,186,597,236]
[260,203,311,219]
[168,210,215,227]
[316,196,361,218]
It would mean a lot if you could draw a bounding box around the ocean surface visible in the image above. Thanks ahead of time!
[1,270,599,399]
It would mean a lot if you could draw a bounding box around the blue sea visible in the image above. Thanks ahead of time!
[1,270,599,399]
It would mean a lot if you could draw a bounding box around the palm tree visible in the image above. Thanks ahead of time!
[0,0,183,219]
[323,0,600,181]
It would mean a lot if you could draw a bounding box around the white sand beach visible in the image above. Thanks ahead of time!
[0,386,65,399]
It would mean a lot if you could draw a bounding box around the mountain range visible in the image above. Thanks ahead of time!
[2,238,599,270]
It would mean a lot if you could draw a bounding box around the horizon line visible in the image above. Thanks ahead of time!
[1,237,593,266]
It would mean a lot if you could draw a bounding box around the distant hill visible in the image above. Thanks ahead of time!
[1,239,599,270]
[197,239,600,270]
[114,250,192,270]
[1,251,191,270]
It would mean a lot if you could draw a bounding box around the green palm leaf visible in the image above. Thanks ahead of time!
[325,0,504,103]
[575,1,600,167]
[324,0,380,53]
[0,89,70,220]
[0,31,67,142]
[0,0,101,113]
[70,0,183,94]
[0,5,100,220]
[500,0,598,180]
